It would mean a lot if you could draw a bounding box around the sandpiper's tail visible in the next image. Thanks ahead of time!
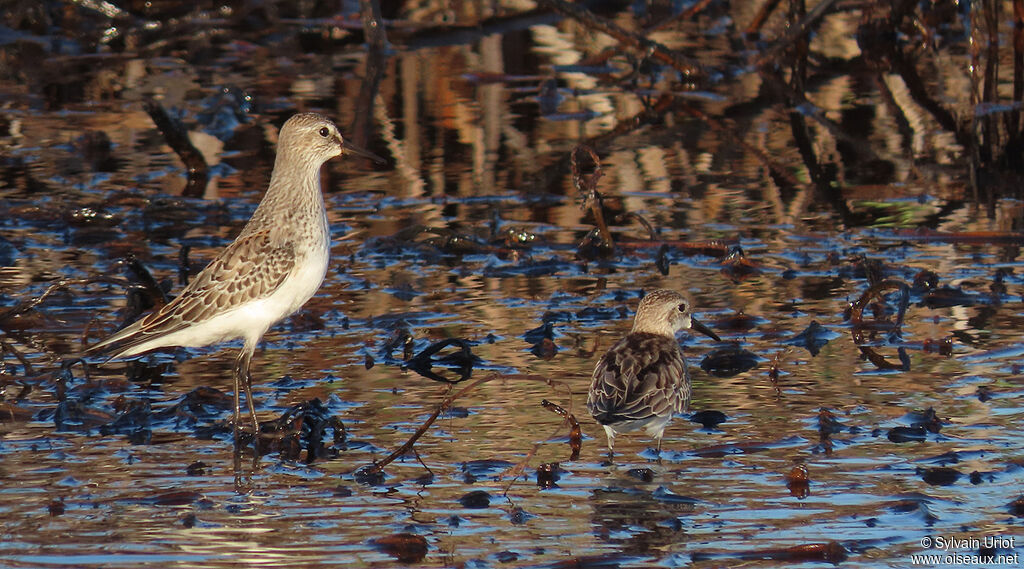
[82,319,145,360]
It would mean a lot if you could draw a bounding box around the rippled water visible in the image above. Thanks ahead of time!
[2,1,1024,568]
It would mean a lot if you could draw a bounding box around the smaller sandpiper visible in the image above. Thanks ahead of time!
[587,289,720,460]
[85,112,381,444]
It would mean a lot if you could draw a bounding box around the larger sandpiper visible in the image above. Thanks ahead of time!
[86,112,380,442]
[587,289,719,460]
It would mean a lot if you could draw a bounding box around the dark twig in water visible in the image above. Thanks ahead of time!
[497,405,573,493]
[1009,0,1024,150]
[501,436,544,494]
[752,0,842,66]
[0,339,34,376]
[785,92,852,223]
[357,373,497,476]
[540,399,582,460]
[123,255,171,307]
[980,1,1000,170]
[357,374,572,478]
[395,8,559,50]
[885,48,970,150]
[497,378,578,491]
[537,0,704,79]
[258,399,347,462]
[615,238,736,256]
[692,540,849,564]
[849,279,912,371]
[572,145,613,254]
[678,104,801,189]
[530,94,673,193]
[761,71,884,165]
[143,99,208,199]
[645,0,714,32]
[404,338,478,383]
[410,447,433,477]
[178,246,192,287]
[767,347,792,397]
[849,279,910,341]
[656,244,671,275]
[889,228,1024,245]
[350,0,390,155]
[571,145,604,198]
[60,358,90,382]
[359,0,388,52]
[744,0,783,38]
[618,212,658,241]
[0,277,129,324]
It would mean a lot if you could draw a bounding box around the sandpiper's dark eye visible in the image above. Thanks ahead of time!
[319,127,330,137]
[677,303,688,312]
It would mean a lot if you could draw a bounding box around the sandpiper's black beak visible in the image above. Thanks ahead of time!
[342,139,387,164]
[690,316,721,342]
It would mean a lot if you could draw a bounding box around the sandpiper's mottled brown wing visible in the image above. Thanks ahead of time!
[86,230,295,355]
[587,332,689,426]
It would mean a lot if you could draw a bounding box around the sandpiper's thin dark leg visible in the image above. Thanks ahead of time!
[232,350,244,442]
[232,443,258,494]
[232,347,258,443]
[235,345,258,439]
[244,367,259,437]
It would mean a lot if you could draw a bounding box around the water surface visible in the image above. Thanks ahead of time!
[1,1,1023,567]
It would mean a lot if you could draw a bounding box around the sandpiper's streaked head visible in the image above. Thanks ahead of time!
[277,113,344,166]
[630,289,694,336]
[278,112,385,170]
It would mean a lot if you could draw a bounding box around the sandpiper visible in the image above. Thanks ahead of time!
[587,289,720,460]
[86,112,380,442]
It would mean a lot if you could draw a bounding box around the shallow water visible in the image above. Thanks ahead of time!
[2,1,1024,568]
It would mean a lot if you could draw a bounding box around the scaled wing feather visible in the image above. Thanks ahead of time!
[86,231,295,355]
[588,333,688,425]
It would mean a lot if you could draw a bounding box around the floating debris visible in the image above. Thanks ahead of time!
[536,462,561,489]
[689,410,727,429]
[541,399,581,460]
[700,345,759,378]
[369,533,428,564]
[785,464,810,498]
[785,321,839,356]
[887,426,928,443]
[404,338,480,383]
[458,490,492,509]
[917,466,962,486]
